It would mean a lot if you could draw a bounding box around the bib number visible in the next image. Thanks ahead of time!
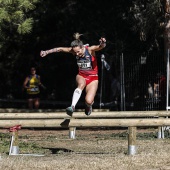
[30,87,39,92]
[77,61,91,69]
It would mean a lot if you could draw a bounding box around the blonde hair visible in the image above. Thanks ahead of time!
[73,33,83,40]
[71,32,83,47]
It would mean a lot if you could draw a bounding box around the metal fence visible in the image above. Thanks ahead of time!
[123,51,166,111]
[101,51,166,111]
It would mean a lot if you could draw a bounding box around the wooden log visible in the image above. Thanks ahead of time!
[0,108,109,113]
[0,109,67,113]
[0,113,67,119]
[0,111,170,119]
[69,118,170,127]
[0,119,69,128]
[0,118,170,128]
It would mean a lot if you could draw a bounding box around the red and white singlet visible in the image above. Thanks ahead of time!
[76,47,98,85]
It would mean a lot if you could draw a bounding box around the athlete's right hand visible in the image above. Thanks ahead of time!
[40,50,47,57]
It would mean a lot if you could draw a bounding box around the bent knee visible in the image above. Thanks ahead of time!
[85,98,94,105]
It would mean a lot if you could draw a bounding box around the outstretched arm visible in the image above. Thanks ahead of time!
[88,37,106,52]
[40,47,72,57]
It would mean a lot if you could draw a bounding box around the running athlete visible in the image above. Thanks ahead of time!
[40,33,106,116]
[23,67,46,109]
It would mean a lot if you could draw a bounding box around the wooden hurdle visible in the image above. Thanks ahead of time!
[0,117,170,127]
[0,110,170,155]
[0,110,169,118]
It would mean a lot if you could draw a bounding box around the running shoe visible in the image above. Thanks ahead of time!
[66,106,75,116]
[85,104,92,116]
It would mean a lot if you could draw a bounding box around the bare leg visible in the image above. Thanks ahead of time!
[34,98,40,109]
[85,80,98,105]
[84,80,98,115]
[28,99,33,109]
[76,74,86,90]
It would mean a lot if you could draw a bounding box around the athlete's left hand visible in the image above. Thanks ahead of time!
[99,37,106,44]
[40,50,48,57]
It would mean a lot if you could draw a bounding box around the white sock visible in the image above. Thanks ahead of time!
[71,88,82,108]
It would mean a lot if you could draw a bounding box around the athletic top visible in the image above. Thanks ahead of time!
[26,74,40,95]
[76,47,98,76]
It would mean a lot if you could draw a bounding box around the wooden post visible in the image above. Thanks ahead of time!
[69,127,76,139]
[9,125,21,155]
[128,127,137,155]
[9,131,19,155]
[69,117,76,139]
[157,126,162,138]
[157,117,165,139]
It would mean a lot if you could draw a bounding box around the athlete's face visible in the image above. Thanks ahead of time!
[31,68,36,75]
[73,46,84,57]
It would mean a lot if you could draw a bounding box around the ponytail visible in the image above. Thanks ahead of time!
[71,32,84,48]
[73,33,83,40]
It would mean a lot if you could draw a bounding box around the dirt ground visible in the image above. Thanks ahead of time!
[1,127,170,170]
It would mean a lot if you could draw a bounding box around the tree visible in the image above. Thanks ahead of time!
[125,0,164,52]
[0,0,40,98]
[0,0,40,48]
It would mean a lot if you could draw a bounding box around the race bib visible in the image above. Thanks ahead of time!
[77,60,92,70]
[27,86,40,94]
[30,87,39,92]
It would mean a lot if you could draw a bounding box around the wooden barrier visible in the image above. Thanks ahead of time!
[0,110,170,118]
[0,110,170,155]
[0,108,109,113]
[0,118,170,127]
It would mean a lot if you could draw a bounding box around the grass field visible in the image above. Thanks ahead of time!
[0,128,170,170]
